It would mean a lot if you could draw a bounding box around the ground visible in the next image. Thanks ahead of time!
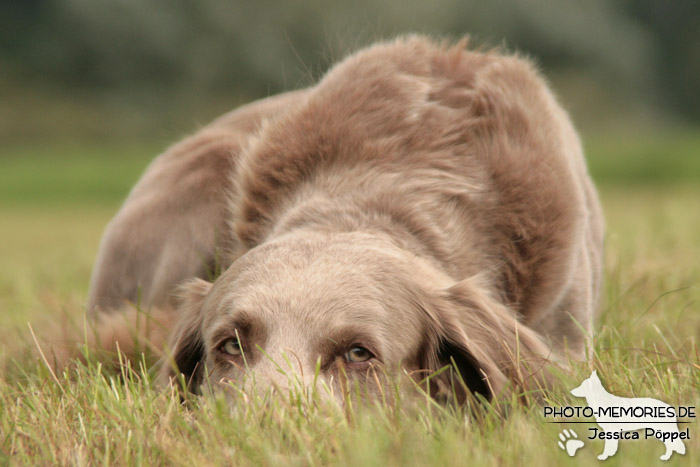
[0,132,698,465]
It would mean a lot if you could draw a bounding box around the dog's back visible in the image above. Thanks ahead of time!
[233,37,604,358]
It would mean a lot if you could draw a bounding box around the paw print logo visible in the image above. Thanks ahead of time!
[558,429,584,457]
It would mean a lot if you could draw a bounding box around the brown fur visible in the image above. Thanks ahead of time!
[83,36,604,402]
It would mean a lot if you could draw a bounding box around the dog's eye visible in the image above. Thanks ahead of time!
[345,346,373,363]
[221,338,242,356]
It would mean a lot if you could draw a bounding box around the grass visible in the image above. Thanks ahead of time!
[0,143,162,206]
[0,131,699,465]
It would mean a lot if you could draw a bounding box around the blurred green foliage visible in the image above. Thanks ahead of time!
[1,0,659,94]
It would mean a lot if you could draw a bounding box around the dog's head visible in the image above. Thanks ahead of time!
[570,370,601,398]
[160,231,551,404]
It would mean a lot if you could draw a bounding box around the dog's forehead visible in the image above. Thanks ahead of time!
[226,233,403,284]
[205,234,427,328]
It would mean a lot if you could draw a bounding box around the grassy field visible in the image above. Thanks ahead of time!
[0,132,699,465]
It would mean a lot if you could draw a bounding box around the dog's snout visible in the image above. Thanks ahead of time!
[238,349,318,397]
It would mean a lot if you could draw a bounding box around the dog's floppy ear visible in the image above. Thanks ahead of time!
[158,278,212,393]
[421,275,555,403]
[422,327,500,403]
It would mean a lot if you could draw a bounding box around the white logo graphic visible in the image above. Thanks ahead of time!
[557,429,584,456]
[570,370,687,461]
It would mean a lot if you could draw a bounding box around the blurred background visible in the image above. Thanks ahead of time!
[0,0,698,352]
[2,0,700,200]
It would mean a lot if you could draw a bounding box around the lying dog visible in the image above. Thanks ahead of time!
[85,36,604,402]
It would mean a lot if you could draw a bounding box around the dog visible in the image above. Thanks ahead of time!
[83,36,604,403]
[571,371,686,460]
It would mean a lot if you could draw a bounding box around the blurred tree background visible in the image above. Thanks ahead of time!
[1,0,699,145]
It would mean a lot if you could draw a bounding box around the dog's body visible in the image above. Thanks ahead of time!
[85,37,604,401]
[571,371,686,460]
